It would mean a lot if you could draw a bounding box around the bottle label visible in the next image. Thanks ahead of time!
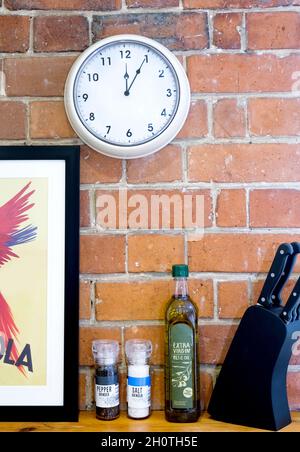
[95,375,119,408]
[127,376,151,409]
[170,323,194,410]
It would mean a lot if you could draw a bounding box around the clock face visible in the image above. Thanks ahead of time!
[73,39,180,147]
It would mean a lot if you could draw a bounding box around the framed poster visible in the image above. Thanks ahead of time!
[0,146,79,421]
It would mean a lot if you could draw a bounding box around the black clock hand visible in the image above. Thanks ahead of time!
[124,63,129,94]
[124,58,146,96]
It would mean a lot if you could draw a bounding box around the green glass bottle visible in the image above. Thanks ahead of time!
[165,264,200,422]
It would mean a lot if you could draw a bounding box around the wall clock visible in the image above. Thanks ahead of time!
[64,34,190,159]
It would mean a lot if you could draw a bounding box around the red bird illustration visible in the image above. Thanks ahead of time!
[0,182,37,375]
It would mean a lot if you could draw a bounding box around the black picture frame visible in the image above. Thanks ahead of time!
[0,146,79,422]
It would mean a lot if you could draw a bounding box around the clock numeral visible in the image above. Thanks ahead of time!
[89,113,95,121]
[159,70,165,78]
[144,55,149,63]
[126,129,133,137]
[100,57,111,66]
[106,125,111,134]
[166,89,172,97]
[120,50,131,59]
[82,93,88,102]
[148,123,154,132]
[88,73,99,82]
[161,108,167,117]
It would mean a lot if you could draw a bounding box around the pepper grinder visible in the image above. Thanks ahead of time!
[92,339,120,421]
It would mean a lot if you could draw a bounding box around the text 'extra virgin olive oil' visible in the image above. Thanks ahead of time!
[165,264,200,423]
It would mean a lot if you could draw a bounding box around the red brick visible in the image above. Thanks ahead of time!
[79,373,87,410]
[95,279,213,321]
[151,369,165,410]
[30,101,76,139]
[291,348,300,365]
[249,98,300,136]
[200,371,213,411]
[0,102,26,139]
[213,13,242,49]
[189,279,214,318]
[183,0,300,7]
[96,280,172,321]
[127,145,182,184]
[80,235,125,274]
[188,233,300,273]
[119,188,212,229]
[80,145,122,184]
[80,190,90,228]
[124,325,164,365]
[34,16,89,52]
[199,325,237,365]
[251,279,267,305]
[216,189,246,227]
[5,0,122,10]
[187,54,300,93]
[188,144,300,183]
[118,371,127,409]
[213,99,246,138]
[177,100,208,139]
[4,57,75,97]
[287,372,300,410]
[247,12,300,50]
[86,373,94,408]
[128,234,184,272]
[95,187,212,235]
[80,281,91,320]
[80,327,121,366]
[92,13,208,51]
[95,189,120,229]
[250,190,300,228]
[0,16,29,52]
[126,0,178,6]
[218,281,249,319]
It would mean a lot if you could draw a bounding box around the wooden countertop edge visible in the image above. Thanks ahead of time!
[0,411,299,432]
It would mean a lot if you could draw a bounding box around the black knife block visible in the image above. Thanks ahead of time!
[208,305,300,431]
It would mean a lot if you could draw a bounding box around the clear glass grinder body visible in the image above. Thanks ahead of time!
[92,339,120,420]
[125,339,153,419]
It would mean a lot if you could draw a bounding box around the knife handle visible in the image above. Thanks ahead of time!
[257,243,294,308]
[280,275,300,323]
[271,242,300,307]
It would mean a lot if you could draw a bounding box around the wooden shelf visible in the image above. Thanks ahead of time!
[0,411,299,432]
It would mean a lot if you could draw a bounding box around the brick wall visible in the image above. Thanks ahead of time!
[1,0,300,412]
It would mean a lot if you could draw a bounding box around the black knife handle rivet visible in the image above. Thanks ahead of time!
[280,250,284,254]
[271,273,275,277]
[261,297,266,302]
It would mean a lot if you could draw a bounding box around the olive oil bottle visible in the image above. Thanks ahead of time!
[165,264,200,422]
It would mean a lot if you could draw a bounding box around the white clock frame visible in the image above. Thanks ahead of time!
[64,34,190,159]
